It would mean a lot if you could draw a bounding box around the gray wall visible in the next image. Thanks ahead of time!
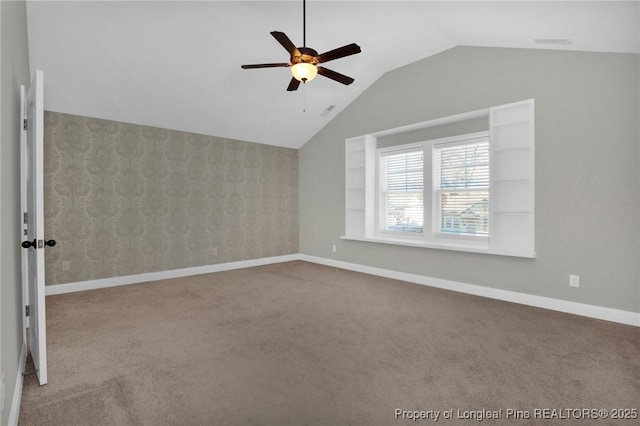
[1,0,30,423]
[44,112,299,285]
[299,47,640,313]
[377,117,488,149]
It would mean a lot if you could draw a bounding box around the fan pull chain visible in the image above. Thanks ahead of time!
[303,81,307,113]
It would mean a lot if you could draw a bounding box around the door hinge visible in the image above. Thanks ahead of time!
[23,118,27,131]
[24,212,28,224]
[25,305,30,317]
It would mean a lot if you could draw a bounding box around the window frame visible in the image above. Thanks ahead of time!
[432,135,490,240]
[377,142,427,238]
[376,131,490,248]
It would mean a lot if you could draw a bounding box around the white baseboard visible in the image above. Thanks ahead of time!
[44,252,639,327]
[8,343,27,426]
[45,254,301,296]
[300,255,640,327]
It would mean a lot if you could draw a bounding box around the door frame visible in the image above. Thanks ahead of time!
[20,84,28,347]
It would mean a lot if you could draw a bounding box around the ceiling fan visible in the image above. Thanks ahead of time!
[241,0,361,91]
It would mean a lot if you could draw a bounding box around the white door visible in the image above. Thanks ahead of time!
[21,70,49,385]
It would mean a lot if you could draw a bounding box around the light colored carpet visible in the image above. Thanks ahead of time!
[20,261,639,425]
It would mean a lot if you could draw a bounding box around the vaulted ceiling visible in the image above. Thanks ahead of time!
[26,1,639,148]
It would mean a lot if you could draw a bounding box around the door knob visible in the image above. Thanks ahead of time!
[21,239,56,249]
[21,239,36,249]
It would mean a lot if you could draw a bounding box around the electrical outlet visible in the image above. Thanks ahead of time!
[61,261,70,271]
[569,274,580,288]
[332,244,336,253]
[212,247,218,256]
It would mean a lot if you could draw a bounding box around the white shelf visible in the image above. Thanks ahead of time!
[491,118,531,128]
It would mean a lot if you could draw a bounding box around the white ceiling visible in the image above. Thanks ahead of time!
[26,1,639,149]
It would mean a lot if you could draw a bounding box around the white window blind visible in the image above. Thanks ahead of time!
[381,150,424,233]
[434,140,490,237]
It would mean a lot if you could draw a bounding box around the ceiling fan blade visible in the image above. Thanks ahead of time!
[317,67,355,85]
[317,43,361,63]
[286,77,301,92]
[271,31,301,57]
[241,63,290,69]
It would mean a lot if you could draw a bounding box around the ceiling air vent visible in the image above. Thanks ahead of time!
[321,105,336,117]
[534,38,572,45]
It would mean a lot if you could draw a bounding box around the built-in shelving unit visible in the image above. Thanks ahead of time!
[345,135,376,238]
[489,99,535,255]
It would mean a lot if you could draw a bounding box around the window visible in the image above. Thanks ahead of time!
[377,133,489,244]
[343,99,535,258]
[380,150,424,233]
[434,139,489,237]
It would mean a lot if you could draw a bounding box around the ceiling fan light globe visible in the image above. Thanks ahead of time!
[291,62,318,82]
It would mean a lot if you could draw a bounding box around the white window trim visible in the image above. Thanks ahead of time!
[376,132,490,249]
[340,234,533,258]
[377,142,426,236]
[432,135,490,240]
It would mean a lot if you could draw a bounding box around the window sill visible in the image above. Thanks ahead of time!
[340,235,536,258]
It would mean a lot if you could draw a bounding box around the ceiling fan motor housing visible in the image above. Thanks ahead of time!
[292,47,319,65]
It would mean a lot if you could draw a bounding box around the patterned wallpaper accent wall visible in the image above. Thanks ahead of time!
[44,112,298,285]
